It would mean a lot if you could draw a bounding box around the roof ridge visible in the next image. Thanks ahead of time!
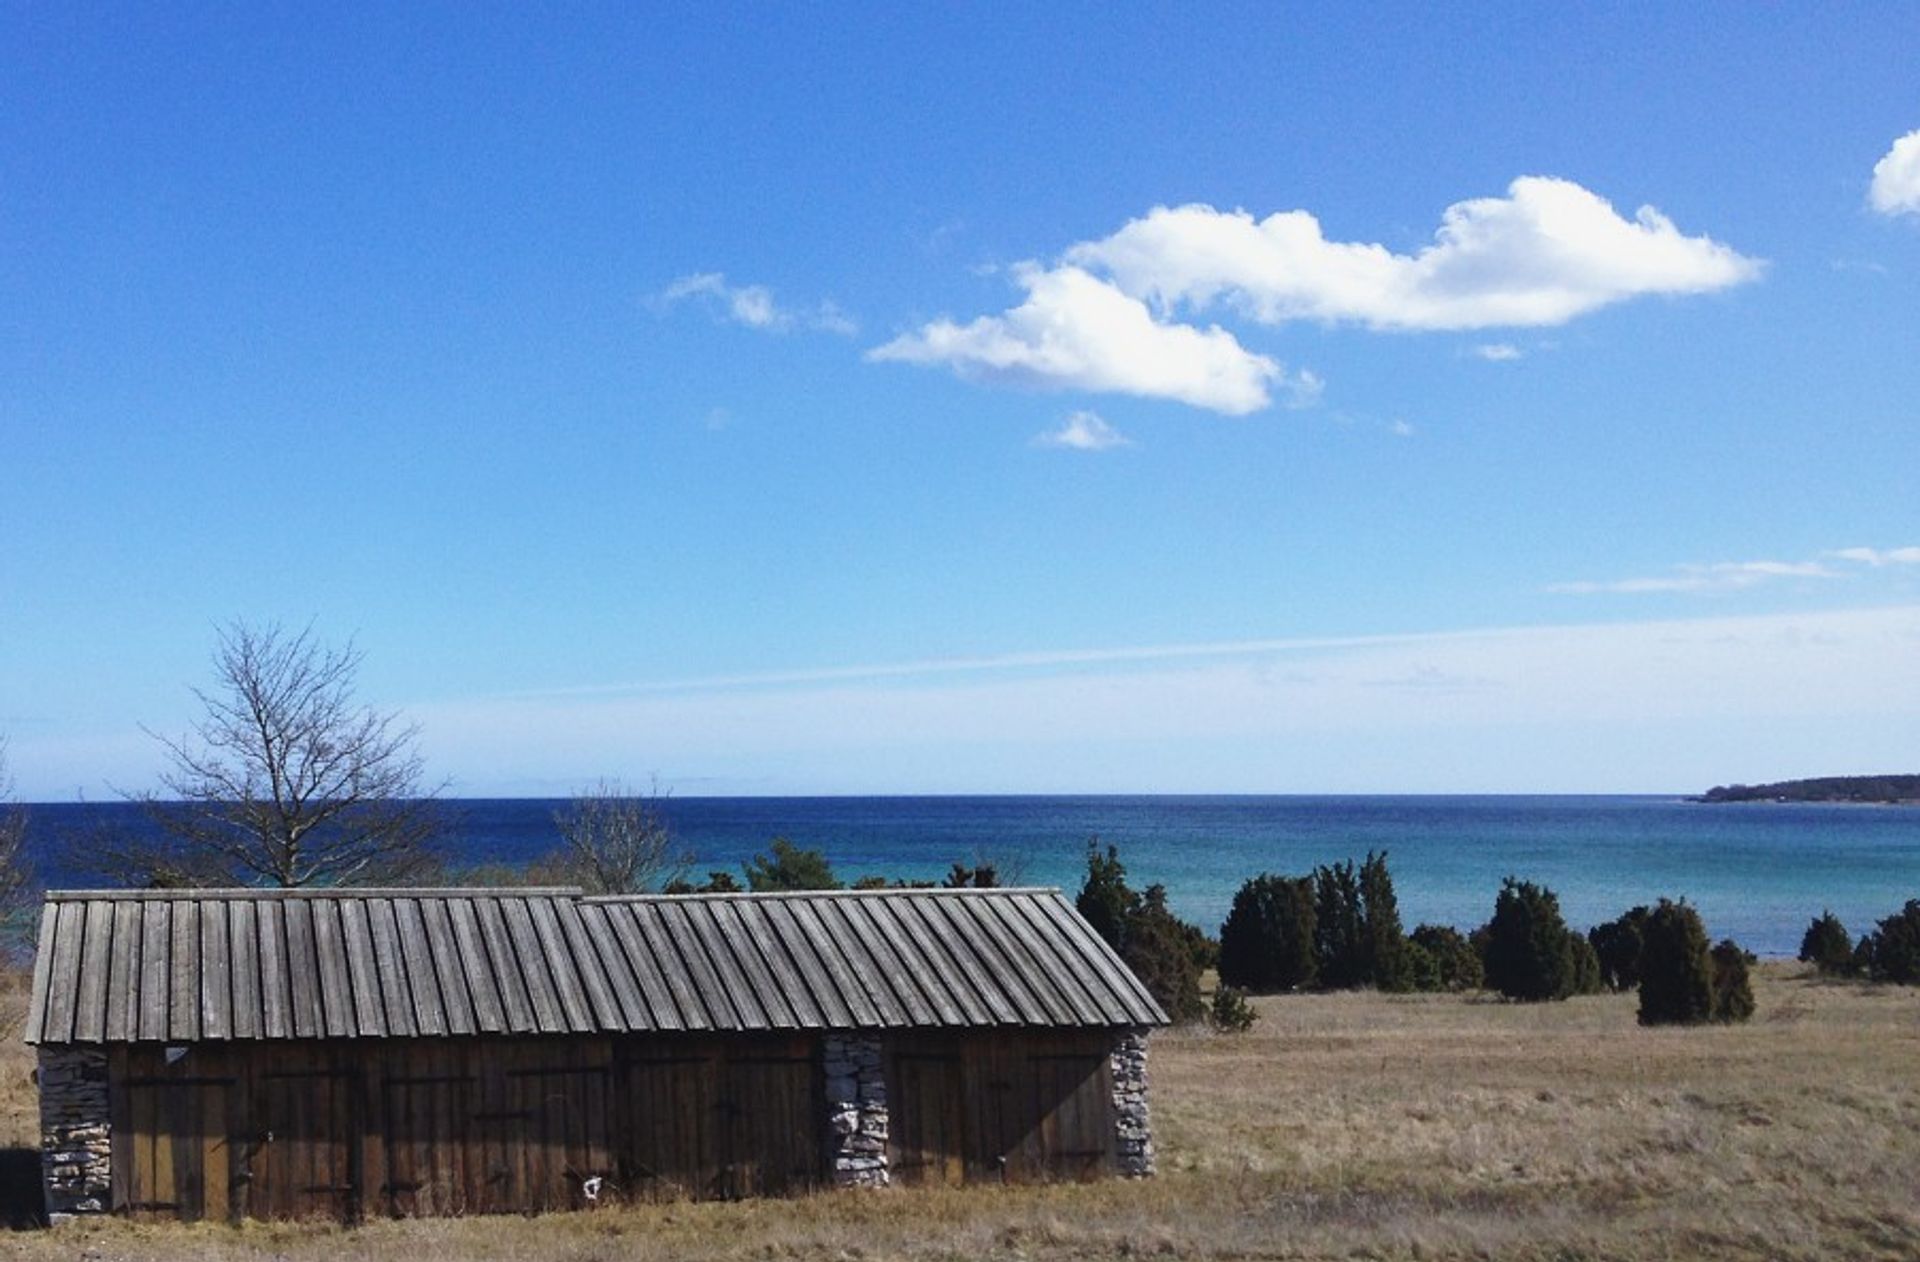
[579,886,1065,904]
[42,887,589,901]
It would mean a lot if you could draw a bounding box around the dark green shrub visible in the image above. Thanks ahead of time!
[1209,984,1258,1033]
[1568,932,1604,996]
[1798,911,1855,975]
[744,837,841,891]
[1637,899,1715,1026]
[1409,924,1483,992]
[1710,939,1755,1022]
[1360,851,1413,992]
[1312,859,1367,989]
[1076,840,1132,953]
[1864,899,1920,984]
[1074,844,1207,1022]
[1123,885,1205,1023]
[1482,878,1578,1001]
[1218,873,1318,992]
[1588,906,1652,991]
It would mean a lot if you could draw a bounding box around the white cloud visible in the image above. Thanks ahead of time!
[868,264,1294,415]
[1473,342,1523,361]
[1068,178,1761,332]
[1034,410,1132,451]
[1388,418,1416,438]
[656,272,857,335]
[1549,559,1838,595]
[1829,545,1920,566]
[1868,129,1920,217]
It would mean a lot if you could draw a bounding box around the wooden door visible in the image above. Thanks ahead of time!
[114,1064,240,1222]
[615,1050,716,1201]
[716,1047,819,1198]
[380,1065,476,1217]
[244,1063,361,1221]
[506,1063,613,1212]
[888,1052,965,1186]
[1027,1049,1114,1180]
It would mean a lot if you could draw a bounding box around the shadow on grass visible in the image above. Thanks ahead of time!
[1,1147,46,1229]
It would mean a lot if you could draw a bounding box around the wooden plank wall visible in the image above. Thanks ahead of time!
[886,1029,1119,1186]
[108,1032,826,1222]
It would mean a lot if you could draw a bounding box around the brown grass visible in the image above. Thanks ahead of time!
[3,963,1917,1260]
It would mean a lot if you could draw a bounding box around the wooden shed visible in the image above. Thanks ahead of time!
[27,886,1166,1222]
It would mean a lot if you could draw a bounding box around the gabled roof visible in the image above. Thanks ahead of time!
[24,886,1167,1045]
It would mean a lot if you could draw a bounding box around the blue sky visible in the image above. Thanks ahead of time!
[4,4,1919,799]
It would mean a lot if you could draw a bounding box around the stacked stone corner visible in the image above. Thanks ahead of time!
[38,1046,112,1221]
[1111,1028,1154,1177]
[823,1031,889,1188]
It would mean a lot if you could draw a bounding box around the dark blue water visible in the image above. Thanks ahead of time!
[22,796,1920,956]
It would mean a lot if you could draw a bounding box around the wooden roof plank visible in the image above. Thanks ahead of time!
[975,894,1084,1026]
[715,900,820,1028]
[417,898,474,1036]
[254,898,291,1039]
[137,899,170,1042]
[167,898,200,1042]
[912,895,1022,1025]
[654,900,743,1030]
[885,896,994,1027]
[198,898,232,1040]
[1026,893,1163,1025]
[527,896,596,1033]
[39,902,84,1044]
[73,899,117,1044]
[473,897,537,1033]
[445,898,504,1034]
[283,898,322,1037]
[1008,892,1121,1022]
[781,898,885,1027]
[501,897,565,1033]
[857,896,966,1027]
[336,898,386,1037]
[104,900,142,1043]
[758,899,852,1027]
[23,905,56,1044]
[226,898,260,1040]
[679,900,773,1029]
[602,903,689,1031]
[834,898,938,1026]
[392,898,446,1037]
[811,899,909,1027]
[572,903,649,1029]
[553,899,626,1031]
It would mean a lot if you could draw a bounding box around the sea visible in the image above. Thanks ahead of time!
[21,796,1920,958]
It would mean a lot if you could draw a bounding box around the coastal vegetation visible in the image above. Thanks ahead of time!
[1695,773,1920,803]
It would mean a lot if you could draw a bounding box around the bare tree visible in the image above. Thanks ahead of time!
[0,737,34,936]
[546,779,689,895]
[128,622,444,887]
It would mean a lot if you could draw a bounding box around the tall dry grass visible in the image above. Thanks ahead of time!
[2,964,1916,1260]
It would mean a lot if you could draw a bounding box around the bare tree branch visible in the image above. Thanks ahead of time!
[545,779,690,895]
[0,737,35,956]
[123,621,446,888]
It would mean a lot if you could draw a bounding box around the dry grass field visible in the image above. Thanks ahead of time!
[2,963,1916,1261]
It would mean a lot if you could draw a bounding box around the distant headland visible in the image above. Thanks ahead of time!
[1692,774,1920,804]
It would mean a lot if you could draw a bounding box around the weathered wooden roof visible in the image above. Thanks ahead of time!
[25,887,1167,1044]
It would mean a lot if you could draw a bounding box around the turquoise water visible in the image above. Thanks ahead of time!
[26,796,1920,956]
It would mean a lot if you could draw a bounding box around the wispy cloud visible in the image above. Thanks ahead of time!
[408,605,1920,796]
[1829,545,1920,566]
[1472,342,1523,361]
[1551,546,1920,595]
[1034,410,1133,451]
[655,272,857,335]
[1869,128,1920,217]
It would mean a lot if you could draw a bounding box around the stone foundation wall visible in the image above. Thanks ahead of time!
[822,1032,889,1188]
[38,1047,111,1220]
[1110,1029,1154,1177]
